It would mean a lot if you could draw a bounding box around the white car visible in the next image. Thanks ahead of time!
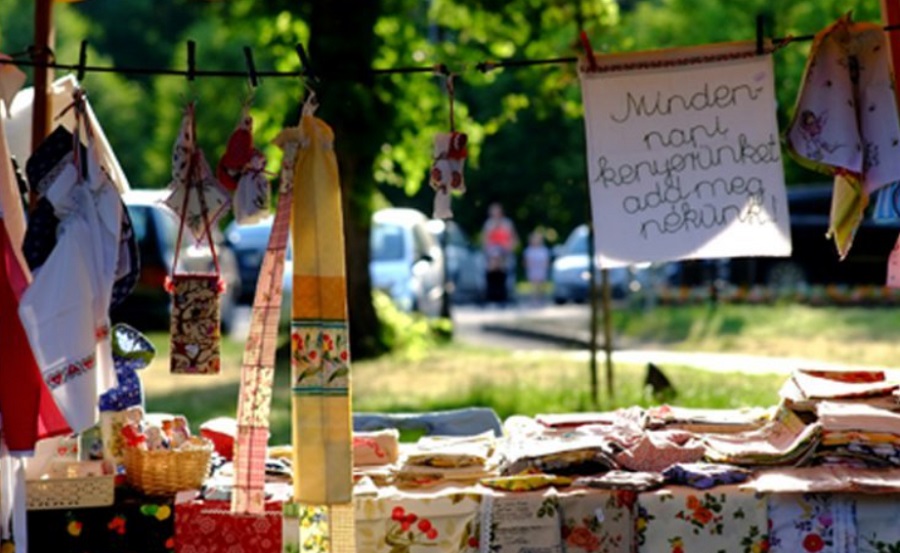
[551,224,650,303]
[274,207,446,320]
[370,208,446,317]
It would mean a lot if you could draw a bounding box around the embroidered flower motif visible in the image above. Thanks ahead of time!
[803,533,825,552]
[566,526,600,552]
[675,493,725,535]
[385,507,439,551]
[45,354,96,390]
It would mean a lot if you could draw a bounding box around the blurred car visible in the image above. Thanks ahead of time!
[370,208,446,316]
[237,207,446,319]
[225,216,275,304]
[551,224,653,304]
[425,219,486,304]
[111,189,241,333]
[681,185,900,288]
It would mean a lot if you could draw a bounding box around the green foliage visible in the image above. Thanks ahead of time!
[373,290,452,357]
[3,0,898,358]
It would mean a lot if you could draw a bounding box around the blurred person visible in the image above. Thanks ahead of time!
[523,230,550,305]
[482,202,518,305]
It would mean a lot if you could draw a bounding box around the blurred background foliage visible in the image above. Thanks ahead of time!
[0,0,886,355]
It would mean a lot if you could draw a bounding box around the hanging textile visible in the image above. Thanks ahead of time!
[164,104,230,242]
[428,75,468,220]
[786,13,900,259]
[0,58,27,272]
[0,84,70,449]
[218,107,270,225]
[284,98,355,551]
[231,180,291,514]
[18,90,121,434]
[165,104,224,375]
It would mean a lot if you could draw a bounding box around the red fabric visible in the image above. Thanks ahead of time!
[0,223,69,453]
[216,128,255,192]
[175,499,282,552]
[486,225,513,250]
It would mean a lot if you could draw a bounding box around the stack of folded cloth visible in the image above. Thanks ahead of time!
[780,369,900,413]
[644,405,771,434]
[352,429,401,486]
[393,431,498,487]
[501,415,620,477]
[703,406,821,467]
[813,401,900,467]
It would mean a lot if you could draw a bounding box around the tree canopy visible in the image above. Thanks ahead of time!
[0,0,889,355]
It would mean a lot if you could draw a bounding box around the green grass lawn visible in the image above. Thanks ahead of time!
[143,335,783,445]
[610,303,900,367]
[138,302,899,445]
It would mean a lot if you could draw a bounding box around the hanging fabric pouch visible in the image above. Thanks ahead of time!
[169,271,222,374]
[167,107,224,375]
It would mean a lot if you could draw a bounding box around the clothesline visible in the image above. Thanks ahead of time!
[2,21,900,81]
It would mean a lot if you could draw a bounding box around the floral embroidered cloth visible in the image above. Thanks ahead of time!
[636,485,769,553]
[558,489,635,553]
[786,14,900,259]
[429,131,468,219]
[163,104,230,243]
[19,92,121,434]
[355,489,481,553]
[767,493,857,553]
[285,99,354,553]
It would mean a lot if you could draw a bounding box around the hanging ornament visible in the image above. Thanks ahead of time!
[165,104,224,375]
[217,106,270,225]
[429,73,468,220]
[163,104,230,243]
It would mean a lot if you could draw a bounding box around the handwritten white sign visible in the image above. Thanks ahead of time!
[580,43,791,268]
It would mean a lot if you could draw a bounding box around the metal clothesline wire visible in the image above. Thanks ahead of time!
[2,22,900,79]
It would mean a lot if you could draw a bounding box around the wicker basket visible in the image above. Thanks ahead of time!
[123,437,213,495]
[26,475,116,510]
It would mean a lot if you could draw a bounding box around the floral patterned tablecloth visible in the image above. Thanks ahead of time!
[636,485,770,553]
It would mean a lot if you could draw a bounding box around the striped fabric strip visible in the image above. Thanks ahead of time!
[230,186,292,514]
[288,106,354,508]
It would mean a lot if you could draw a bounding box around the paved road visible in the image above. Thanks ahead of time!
[451,302,895,376]
[232,301,893,375]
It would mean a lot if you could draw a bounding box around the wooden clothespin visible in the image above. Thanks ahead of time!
[186,40,197,81]
[579,30,598,72]
[756,14,766,55]
[296,43,317,83]
[76,40,88,82]
[243,46,259,88]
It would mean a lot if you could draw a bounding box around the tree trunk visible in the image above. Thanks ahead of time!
[309,0,388,359]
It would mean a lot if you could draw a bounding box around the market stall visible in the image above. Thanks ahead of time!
[5,9,900,553]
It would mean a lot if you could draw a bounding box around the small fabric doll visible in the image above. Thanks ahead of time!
[145,426,168,451]
[218,109,270,225]
[170,415,192,448]
[429,131,468,219]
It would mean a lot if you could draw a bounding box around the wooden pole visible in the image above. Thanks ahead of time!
[31,0,54,210]
[601,268,614,400]
[587,222,600,408]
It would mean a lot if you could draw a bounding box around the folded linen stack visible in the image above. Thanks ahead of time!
[813,401,900,467]
[393,431,499,487]
[352,429,401,486]
[703,406,821,466]
[644,405,772,434]
[780,369,900,412]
